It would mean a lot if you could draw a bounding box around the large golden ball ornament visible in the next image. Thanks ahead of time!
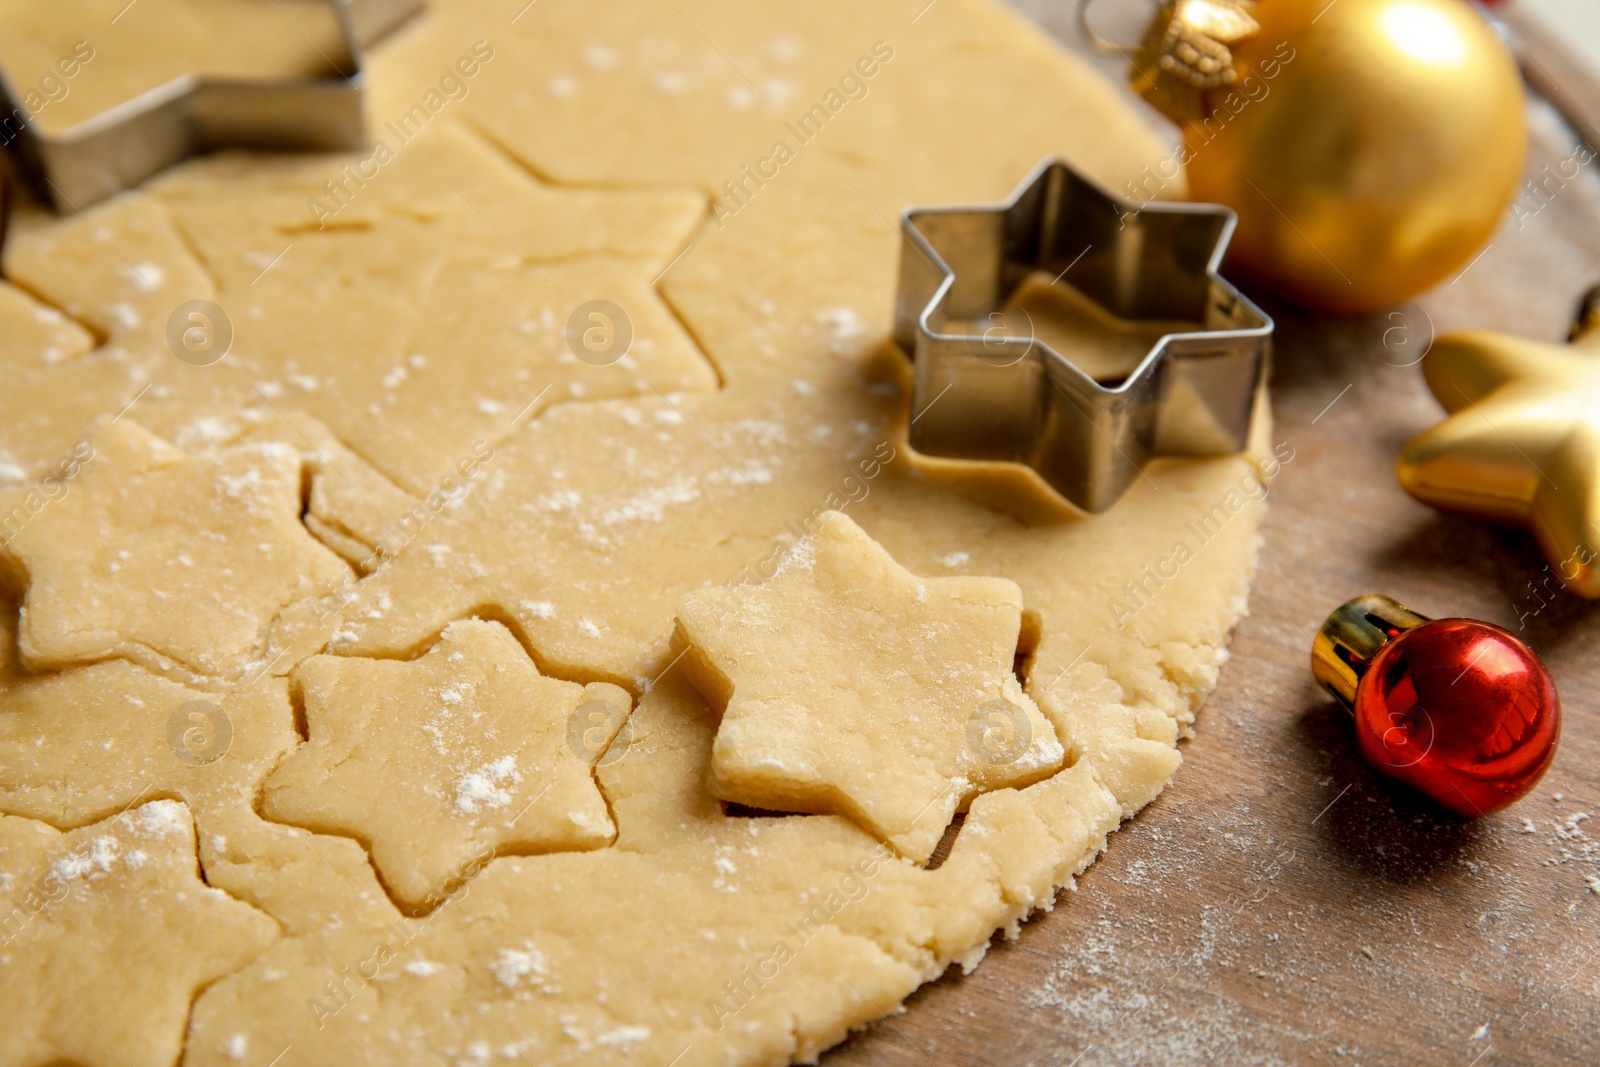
[1182,0,1527,314]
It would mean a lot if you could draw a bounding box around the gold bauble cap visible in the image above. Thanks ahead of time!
[1130,0,1260,124]
[1311,594,1432,709]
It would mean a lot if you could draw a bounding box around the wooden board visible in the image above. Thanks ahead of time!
[824,9,1600,1064]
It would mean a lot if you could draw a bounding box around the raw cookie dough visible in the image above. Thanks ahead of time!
[263,619,631,909]
[0,419,350,682]
[677,510,1063,862]
[0,0,1274,1064]
[189,673,1127,1066]
[0,123,713,495]
[0,800,279,1067]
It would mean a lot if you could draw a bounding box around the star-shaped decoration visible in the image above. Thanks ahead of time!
[0,0,419,210]
[892,157,1272,513]
[674,511,1064,863]
[0,419,350,679]
[1398,298,1600,597]
[0,800,278,1067]
[262,619,632,910]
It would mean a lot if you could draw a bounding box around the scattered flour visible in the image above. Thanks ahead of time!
[595,1025,650,1048]
[455,756,520,815]
[492,944,549,990]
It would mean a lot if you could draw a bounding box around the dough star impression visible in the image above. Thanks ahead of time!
[0,123,713,495]
[262,619,632,909]
[0,419,349,680]
[675,511,1065,863]
[0,799,279,1067]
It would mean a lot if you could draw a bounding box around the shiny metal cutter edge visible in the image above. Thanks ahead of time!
[892,157,1274,514]
[0,0,421,213]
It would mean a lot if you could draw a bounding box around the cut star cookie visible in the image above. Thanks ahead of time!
[0,799,279,1067]
[675,511,1064,863]
[0,419,350,681]
[262,619,632,909]
[0,574,396,936]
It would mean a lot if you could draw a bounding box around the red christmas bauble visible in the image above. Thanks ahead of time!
[1352,618,1560,816]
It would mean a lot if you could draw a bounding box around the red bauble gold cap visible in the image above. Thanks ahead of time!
[1312,595,1560,817]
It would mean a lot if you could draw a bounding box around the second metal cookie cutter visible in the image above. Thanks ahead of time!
[892,158,1273,514]
[0,0,420,212]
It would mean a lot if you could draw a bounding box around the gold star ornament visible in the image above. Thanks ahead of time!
[1397,291,1600,597]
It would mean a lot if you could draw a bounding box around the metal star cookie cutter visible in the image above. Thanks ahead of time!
[892,157,1273,514]
[0,0,421,212]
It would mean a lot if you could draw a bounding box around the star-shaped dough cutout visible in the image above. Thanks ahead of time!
[0,419,349,679]
[0,800,279,1067]
[674,511,1064,862]
[262,619,632,910]
[1398,319,1600,597]
[0,122,713,495]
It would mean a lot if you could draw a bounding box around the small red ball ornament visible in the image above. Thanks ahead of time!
[1312,595,1560,816]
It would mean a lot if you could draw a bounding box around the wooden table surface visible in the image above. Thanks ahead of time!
[826,6,1600,1065]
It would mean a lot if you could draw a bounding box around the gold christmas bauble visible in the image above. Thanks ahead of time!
[1170,0,1526,314]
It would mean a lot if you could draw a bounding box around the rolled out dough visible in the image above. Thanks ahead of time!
[0,1,1270,1064]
